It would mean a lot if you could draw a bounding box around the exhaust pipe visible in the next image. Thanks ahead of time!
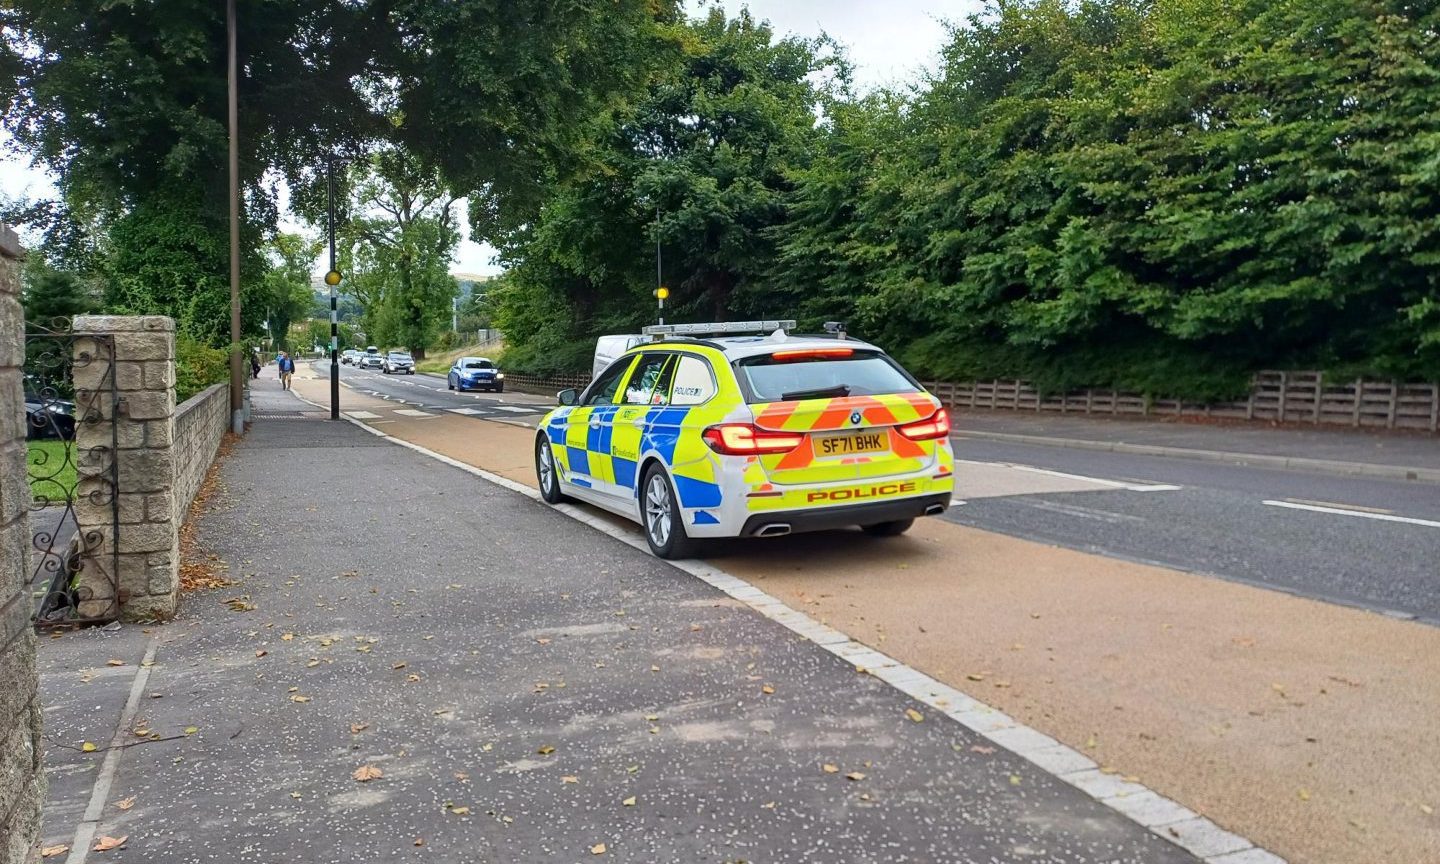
[923,503,946,516]
[756,523,792,537]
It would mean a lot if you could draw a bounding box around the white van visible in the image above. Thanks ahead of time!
[592,334,645,379]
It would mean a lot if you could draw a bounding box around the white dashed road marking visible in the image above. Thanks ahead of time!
[344,411,383,420]
[1262,499,1440,529]
[493,405,535,413]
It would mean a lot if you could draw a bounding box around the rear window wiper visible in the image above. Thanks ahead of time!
[779,384,851,401]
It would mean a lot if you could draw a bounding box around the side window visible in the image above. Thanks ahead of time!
[584,358,632,406]
[670,356,717,405]
[622,354,672,406]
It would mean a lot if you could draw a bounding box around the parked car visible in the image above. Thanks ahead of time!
[447,357,505,393]
[382,351,415,374]
[536,324,953,558]
[24,392,76,440]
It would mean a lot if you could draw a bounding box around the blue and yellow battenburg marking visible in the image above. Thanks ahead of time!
[545,404,724,508]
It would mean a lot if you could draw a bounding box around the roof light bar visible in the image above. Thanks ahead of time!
[643,320,798,338]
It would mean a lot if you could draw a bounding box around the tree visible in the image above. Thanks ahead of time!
[21,258,98,331]
[493,9,842,370]
[342,151,461,359]
[247,233,320,351]
[1,0,679,340]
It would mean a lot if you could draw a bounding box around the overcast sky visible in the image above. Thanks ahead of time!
[0,1,975,274]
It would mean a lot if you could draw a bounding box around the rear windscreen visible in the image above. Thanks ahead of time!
[735,351,920,403]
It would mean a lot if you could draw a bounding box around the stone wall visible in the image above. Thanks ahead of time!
[0,225,43,862]
[174,384,227,517]
[71,316,178,622]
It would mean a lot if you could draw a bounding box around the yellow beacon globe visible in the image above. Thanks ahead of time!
[655,286,670,300]
[323,270,342,286]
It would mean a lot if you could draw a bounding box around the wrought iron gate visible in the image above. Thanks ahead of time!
[24,323,120,625]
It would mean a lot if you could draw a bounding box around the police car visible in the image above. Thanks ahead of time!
[534,321,954,558]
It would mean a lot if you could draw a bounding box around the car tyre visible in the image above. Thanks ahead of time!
[861,518,914,538]
[536,436,569,504]
[641,465,696,560]
[447,378,454,390]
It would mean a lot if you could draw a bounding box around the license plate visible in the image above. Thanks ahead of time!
[815,431,888,457]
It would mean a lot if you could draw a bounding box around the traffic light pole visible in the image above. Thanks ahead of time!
[327,156,340,420]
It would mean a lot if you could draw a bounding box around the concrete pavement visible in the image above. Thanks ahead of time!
[35,388,1205,863]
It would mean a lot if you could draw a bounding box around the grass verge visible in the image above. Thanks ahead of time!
[27,439,77,504]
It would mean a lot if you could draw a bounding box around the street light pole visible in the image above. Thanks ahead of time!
[326,155,340,420]
[226,0,243,434]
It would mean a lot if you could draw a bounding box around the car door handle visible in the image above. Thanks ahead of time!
[589,418,602,428]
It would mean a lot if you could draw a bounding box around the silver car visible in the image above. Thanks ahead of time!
[382,351,415,374]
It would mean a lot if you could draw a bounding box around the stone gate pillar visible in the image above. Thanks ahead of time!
[71,315,178,621]
[0,224,43,862]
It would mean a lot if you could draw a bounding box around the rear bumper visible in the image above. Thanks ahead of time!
[738,493,950,537]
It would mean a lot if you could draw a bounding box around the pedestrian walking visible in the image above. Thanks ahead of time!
[277,351,295,390]
[250,351,261,379]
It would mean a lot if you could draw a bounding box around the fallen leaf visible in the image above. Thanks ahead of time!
[537,745,556,755]
[761,684,775,695]
[590,843,607,855]
[1298,788,1311,801]
[648,726,660,735]
[353,765,383,782]
[1009,775,1022,786]
[536,638,552,645]
[81,742,97,752]
[93,836,128,852]
[650,665,660,672]
[761,801,776,809]
[969,745,996,755]
[966,673,985,682]
[392,661,407,670]
[822,764,839,774]
[905,708,924,722]
[413,838,425,847]
[254,650,267,658]
[106,659,125,667]
[184,726,198,735]
[449,806,470,816]
[290,792,301,799]
[306,659,320,668]
[1420,804,1434,815]
[644,714,659,721]
[562,775,579,784]
[623,796,637,806]
[350,723,368,734]
[406,674,421,682]
[41,845,69,858]
[846,772,866,781]
[481,743,494,752]
[454,772,470,781]
[281,633,295,641]
[290,694,311,703]
[115,796,136,811]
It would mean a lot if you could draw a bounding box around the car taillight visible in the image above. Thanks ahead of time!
[703,424,805,455]
[898,408,950,441]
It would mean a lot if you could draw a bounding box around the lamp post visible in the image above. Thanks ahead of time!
[226,0,244,434]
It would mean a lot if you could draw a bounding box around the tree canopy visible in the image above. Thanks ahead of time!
[4,0,1437,397]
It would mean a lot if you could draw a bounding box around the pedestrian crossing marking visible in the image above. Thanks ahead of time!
[446,408,483,415]
[494,406,536,413]
[345,411,383,420]
[393,409,436,418]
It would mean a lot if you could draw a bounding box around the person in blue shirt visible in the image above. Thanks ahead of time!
[277,352,295,390]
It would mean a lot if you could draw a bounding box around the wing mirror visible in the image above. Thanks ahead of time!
[557,388,578,406]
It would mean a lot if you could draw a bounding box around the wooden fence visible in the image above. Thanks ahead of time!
[501,371,592,395]
[923,371,1440,432]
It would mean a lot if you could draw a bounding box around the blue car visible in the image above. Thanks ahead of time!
[447,357,505,393]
